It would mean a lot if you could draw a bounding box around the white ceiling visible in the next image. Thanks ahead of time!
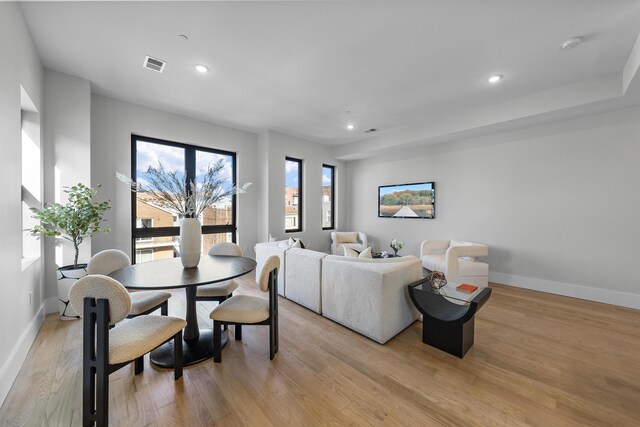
[19,1,640,149]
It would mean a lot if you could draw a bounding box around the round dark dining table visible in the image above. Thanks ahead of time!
[109,254,257,367]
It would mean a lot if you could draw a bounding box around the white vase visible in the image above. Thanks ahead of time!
[56,264,88,320]
[180,217,202,268]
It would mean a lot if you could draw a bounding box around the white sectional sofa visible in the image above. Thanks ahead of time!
[285,247,327,314]
[255,241,422,344]
[321,255,422,344]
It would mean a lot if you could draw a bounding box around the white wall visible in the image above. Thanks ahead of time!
[0,2,45,407]
[42,69,91,299]
[346,106,640,309]
[262,130,347,253]
[90,94,262,258]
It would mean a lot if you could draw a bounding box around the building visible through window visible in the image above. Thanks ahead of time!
[285,157,302,232]
[322,165,334,230]
[132,135,237,263]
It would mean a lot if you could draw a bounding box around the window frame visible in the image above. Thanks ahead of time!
[285,156,303,233]
[322,164,335,230]
[131,135,237,261]
[135,218,154,242]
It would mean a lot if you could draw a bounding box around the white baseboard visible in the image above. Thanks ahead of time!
[0,301,46,407]
[490,271,640,310]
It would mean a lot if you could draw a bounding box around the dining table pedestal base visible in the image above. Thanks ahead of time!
[150,329,228,367]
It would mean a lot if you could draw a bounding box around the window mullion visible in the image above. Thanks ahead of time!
[132,135,238,263]
[185,147,196,216]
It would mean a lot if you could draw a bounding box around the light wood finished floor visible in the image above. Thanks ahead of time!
[1,274,640,426]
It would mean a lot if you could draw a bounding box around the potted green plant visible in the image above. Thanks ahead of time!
[29,183,111,319]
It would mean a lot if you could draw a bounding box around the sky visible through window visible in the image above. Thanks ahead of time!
[136,141,185,188]
[286,159,299,188]
[322,167,332,186]
[136,141,234,207]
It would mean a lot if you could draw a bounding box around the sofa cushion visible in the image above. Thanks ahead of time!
[342,242,367,252]
[359,247,372,258]
[344,246,372,258]
[335,232,358,243]
[287,237,305,249]
[344,246,357,257]
[289,238,302,248]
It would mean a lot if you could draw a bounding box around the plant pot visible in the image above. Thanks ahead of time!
[180,217,202,268]
[56,264,88,320]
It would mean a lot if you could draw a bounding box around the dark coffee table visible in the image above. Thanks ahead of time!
[408,276,491,358]
[371,252,398,259]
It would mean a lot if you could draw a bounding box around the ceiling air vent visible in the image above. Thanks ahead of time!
[143,55,166,73]
[364,128,377,133]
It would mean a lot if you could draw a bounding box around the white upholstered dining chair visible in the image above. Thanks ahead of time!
[195,242,242,302]
[87,249,172,318]
[69,275,186,427]
[210,255,280,362]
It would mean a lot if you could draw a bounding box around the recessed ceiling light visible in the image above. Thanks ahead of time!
[561,37,582,50]
[195,64,209,73]
[488,74,503,84]
[346,123,356,130]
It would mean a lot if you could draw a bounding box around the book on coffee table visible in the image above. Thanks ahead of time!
[456,283,478,293]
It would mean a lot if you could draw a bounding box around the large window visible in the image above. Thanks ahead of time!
[132,135,237,263]
[21,87,41,266]
[285,157,303,232]
[322,165,335,230]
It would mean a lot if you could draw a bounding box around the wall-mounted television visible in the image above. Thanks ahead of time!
[378,182,435,219]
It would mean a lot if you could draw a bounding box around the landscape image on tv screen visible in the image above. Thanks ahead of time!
[378,182,435,218]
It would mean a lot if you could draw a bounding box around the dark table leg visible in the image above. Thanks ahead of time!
[422,317,475,358]
[150,286,228,367]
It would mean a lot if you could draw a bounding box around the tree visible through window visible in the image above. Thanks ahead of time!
[132,135,237,263]
[285,157,302,232]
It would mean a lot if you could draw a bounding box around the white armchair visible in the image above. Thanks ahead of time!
[420,240,489,287]
[330,231,368,255]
